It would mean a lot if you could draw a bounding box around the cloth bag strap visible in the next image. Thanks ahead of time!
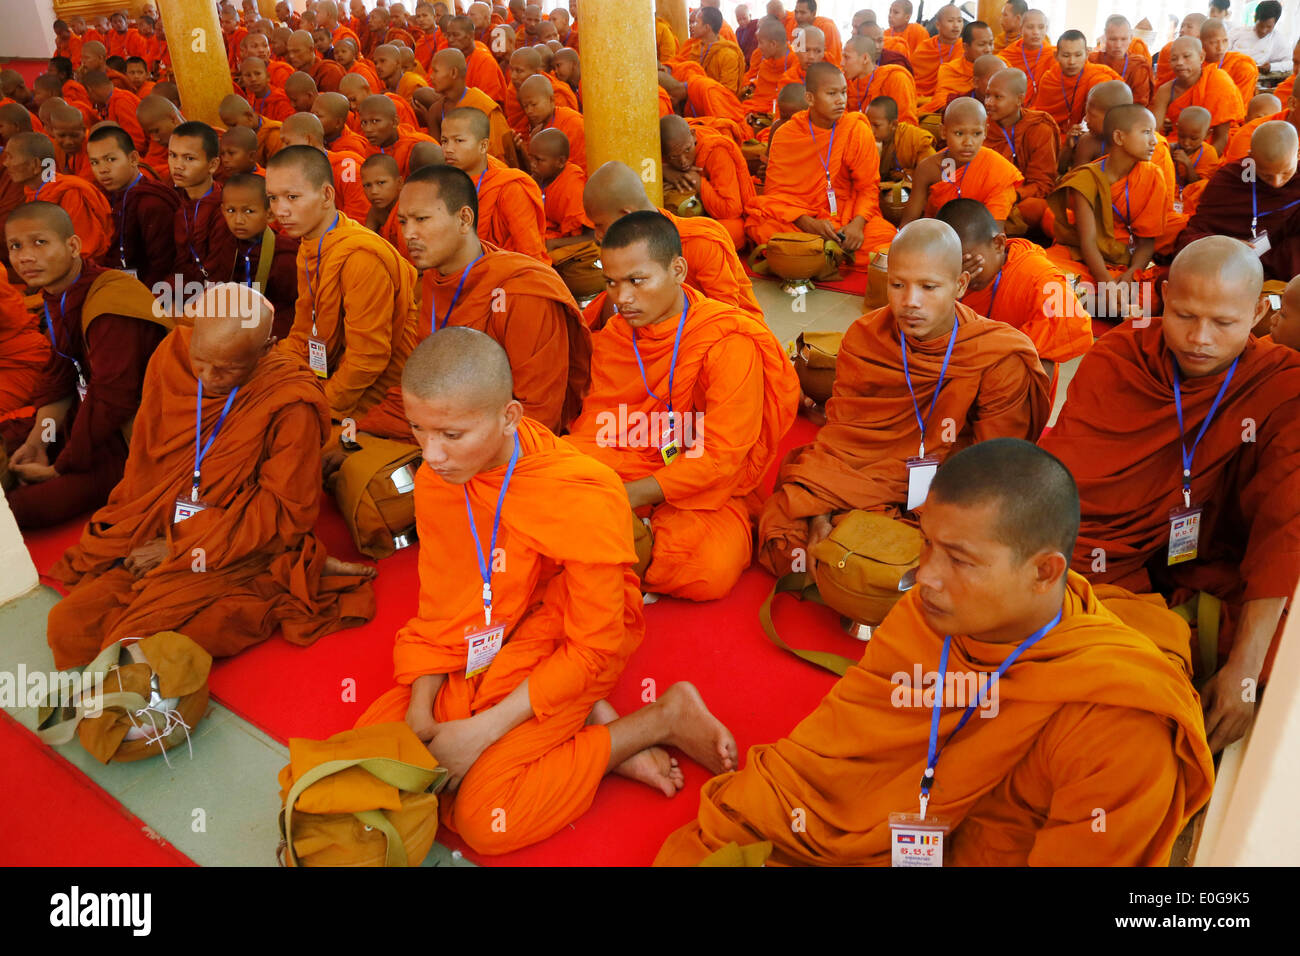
[35,641,150,745]
[758,572,856,676]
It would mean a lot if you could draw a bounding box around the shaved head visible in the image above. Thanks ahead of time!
[988,68,1028,99]
[1170,236,1263,294]
[408,139,445,170]
[887,219,966,340]
[7,131,54,163]
[221,125,259,151]
[1163,236,1266,377]
[6,199,74,238]
[659,113,692,147]
[583,160,653,239]
[137,93,183,123]
[518,72,553,102]
[943,95,986,125]
[1247,93,1283,121]
[804,60,842,93]
[1252,119,1299,165]
[402,326,514,411]
[360,93,398,120]
[314,91,351,122]
[530,126,569,161]
[281,111,327,146]
[1085,79,1132,112]
[892,218,962,275]
[186,283,275,395]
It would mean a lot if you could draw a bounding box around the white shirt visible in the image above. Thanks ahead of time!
[1228,24,1292,71]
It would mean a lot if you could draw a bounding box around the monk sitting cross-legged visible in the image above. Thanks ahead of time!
[983,68,1058,235]
[1152,36,1244,157]
[354,327,738,855]
[746,61,895,265]
[758,220,1050,579]
[903,98,1023,229]
[565,211,798,602]
[527,128,594,254]
[267,145,420,425]
[46,284,376,671]
[659,438,1215,865]
[660,115,755,250]
[354,164,590,439]
[583,161,762,329]
[1041,236,1300,752]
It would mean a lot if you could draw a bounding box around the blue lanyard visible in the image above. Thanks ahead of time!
[1172,356,1239,509]
[1120,52,1129,80]
[476,167,487,192]
[441,86,469,122]
[942,148,970,197]
[1249,179,1300,238]
[1062,69,1084,122]
[303,212,340,332]
[115,172,143,267]
[463,430,520,627]
[436,253,482,330]
[939,41,954,61]
[856,67,876,112]
[183,185,214,278]
[1176,144,1204,190]
[43,290,85,384]
[998,121,1017,162]
[192,379,240,502]
[631,300,689,421]
[987,271,1003,314]
[808,116,836,188]
[1020,46,1042,94]
[240,235,263,285]
[1101,157,1133,242]
[919,607,1063,818]
[899,318,958,457]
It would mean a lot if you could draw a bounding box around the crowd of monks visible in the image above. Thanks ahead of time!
[1,0,1298,866]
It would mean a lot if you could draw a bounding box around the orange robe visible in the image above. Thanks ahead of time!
[923,55,1007,115]
[47,329,375,668]
[1042,323,1300,663]
[278,212,420,420]
[466,43,509,104]
[1089,50,1154,106]
[1034,62,1123,136]
[446,86,519,168]
[1215,52,1259,106]
[99,88,148,154]
[354,417,645,857]
[1221,108,1291,165]
[910,36,963,98]
[674,37,747,96]
[878,121,936,182]
[687,125,756,249]
[530,106,586,171]
[655,17,679,62]
[658,85,675,117]
[393,71,429,100]
[327,125,372,157]
[504,74,579,138]
[655,572,1214,866]
[347,59,383,94]
[671,61,748,125]
[25,174,113,260]
[986,108,1059,230]
[54,144,92,180]
[885,22,929,54]
[960,238,1092,364]
[740,49,793,115]
[1172,140,1220,198]
[0,273,51,449]
[253,116,285,166]
[1046,159,1167,279]
[1274,74,1295,103]
[476,155,550,263]
[326,148,371,220]
[923,146,1024,221]
[566,287,798,600]
[244,85,295,121]
[358,243,590,435]
[758,303,1049,576]
[363,125,439,178]
[1164,66,1245,132]
[747,109,896,261]
[540,161,592,239]
[848,63,917,124]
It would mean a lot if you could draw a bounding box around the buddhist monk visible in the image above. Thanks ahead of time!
[1057,78,1129,172]
[313,91,371,156]
[440,106,549,262]
[286,28,345,93]
[1152,37,1244,156]
[1267,274,1300,349]
[2,132,113,261]
[884,0,928,53]
[277,111,370,221]
[758,219,1049,578]
[739,17,793,119]
[361,152,407,250]
[911,5,964,99]
[995,0,1026,51]
[426,48,518,167]
[266,145,420,423]
[660,438,1214,865]
[659,115,754,250]
[284,73,321,116]
[779,23,826,87]
[1200,18,1257,107]
[220,174,299,339]
[527,128,592,253]
[5,201,170,529]
[564,211,796,601]
[240,56,294,122]
[1246,92,1283,124]
[903,98,1023,227]
[867,97,935,185]
[747,62,895,261]
[47,104,91,179]
[1176,121,1300,281]
[168,121,237,290]
[218,95,284,168]
[1090,15,1154,107]
[584,161,763,326]
[676,7,747,96]
[359,93,438,178]
[937,198,1092,383]
[922,20,1000,115]
[0,271,50,453]
[515,73,585,172]
[1035,30,1121,139]
[842,35,916,124]
[983,68,1058,234]
[86,124,179,291]
[443,14,510,106]
[1171,106,1219,201]
[219,126,263,179]
[354,327,738,855]
[1042,236,1300,752]
[44,282,376,670]
[1002,8,1054,103]
[355,164,588,443]
[659,64,746,126]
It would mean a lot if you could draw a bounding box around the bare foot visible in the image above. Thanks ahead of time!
[588,699,684,797]
[659,682,738,775]
[799,395,828,427]
[323,556,377,578]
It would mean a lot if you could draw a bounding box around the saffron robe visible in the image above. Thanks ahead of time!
[922,146,1023,222]
[1034,62,1122,136]
[475,155,550,263]
[910,36,963,97]
[847,63,917,124]
[25,174,113,260]
[1089,50,1155,106]
[540,161,592,239]
[1163,66,1245,132]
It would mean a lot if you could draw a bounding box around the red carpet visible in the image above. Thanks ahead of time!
[744,261,870,297]
[0,712,194,866]
[15,417,862,865]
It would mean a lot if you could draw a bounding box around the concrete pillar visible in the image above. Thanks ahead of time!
[656,0,689,44]
[157,0,236,127]
[584,0,663,207]
[978,0,1005,30]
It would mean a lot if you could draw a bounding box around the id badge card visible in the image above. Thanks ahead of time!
[172,496,208,524]
[465,620,507,678]
[1248,230,1271,257]
[906,456,940,511]
[75,375,88,402]
[1167,504,1203,565]
[889,812,950,867]
[826,181,838,216]
[1172,200,1184,215]
[659,418,681,466]
[307,336,329,378]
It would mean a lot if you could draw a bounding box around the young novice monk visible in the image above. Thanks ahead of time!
[220,173,299,339]
[867,96,935,185]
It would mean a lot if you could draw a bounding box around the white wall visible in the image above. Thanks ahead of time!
[3,0,56,59]
[0,487,39,606]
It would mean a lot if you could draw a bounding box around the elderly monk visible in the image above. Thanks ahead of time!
[1002,8,1054,102]
[911,4,965,98]
[313,91,371,156]
[515,73,585,172]
[759,221,1050,578]
[983,68,1058,234]
[922,20,1001,115]
[287,28,345,92]
[1089,15,1153,107]
[527,128,593,253]
[359,94,438,178]
[5,202,170,530]
[1034,30,1121,139]
[566,212,796,602]
[356,164,589,438]
[442,14,510,106]
[2,132,112,260]
[675,7,747,96]
[427,48,517,166]
[843,36,916,124]
[135,93,184,178]
[903,98,1023,228]
[747,62,895,262]
[46,284,376,670]
[267,145,419,423]
[168,121,237,289]
[1177,121,1300,280]
[660,115,754,250]
[277,111,370,221]
[86,124,180,292]
[440,106,549,262]
[47,104,91,179]
[354,327,738,855]
[1152,37,1244,156]
[1200,17,1257,107]
[583,161,762,328]
[1041,236,1300,752]
[660,438,1215,865]
[938,198,1092,386]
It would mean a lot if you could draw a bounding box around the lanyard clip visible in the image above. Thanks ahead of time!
[482,583,493,627]
[918,792,929,821]
[1183,487,1192,510]
[1251,216,1258,239]
[918,440,926,459]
